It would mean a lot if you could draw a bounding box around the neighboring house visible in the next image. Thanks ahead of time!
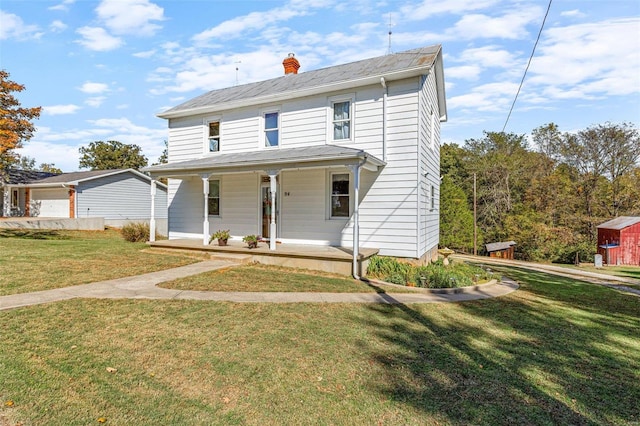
[485,241,517,259]
[144,45,446,263]
[1,168,167,230]
[1,169,60,217]
[597,216,640,266]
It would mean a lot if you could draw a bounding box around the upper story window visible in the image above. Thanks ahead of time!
[264,112,279,147]
[332,101,351,140]
[208,121,220,152]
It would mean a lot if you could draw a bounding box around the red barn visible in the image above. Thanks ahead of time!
[597,216,640,266]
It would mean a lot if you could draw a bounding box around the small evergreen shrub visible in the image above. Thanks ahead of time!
[121,222,150,243]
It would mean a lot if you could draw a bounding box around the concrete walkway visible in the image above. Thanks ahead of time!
[454,254,640,296]
[0,260,519,311]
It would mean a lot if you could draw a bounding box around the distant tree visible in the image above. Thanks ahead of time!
[39,163,63,174]
[439,176,476,252]
[154,140,168,165]
[0,70,41,173]
[531,122,562,163]
[79,140,148,170]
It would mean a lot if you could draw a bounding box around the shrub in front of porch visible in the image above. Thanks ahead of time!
[121,222,150,243]
[366,255,496,288]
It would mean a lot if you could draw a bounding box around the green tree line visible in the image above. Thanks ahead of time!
[440,122,640,263]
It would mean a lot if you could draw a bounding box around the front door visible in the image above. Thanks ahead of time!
[261,185,272,238]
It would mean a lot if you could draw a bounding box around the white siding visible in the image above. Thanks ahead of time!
[163,74,441,258]
[76,172,167,220]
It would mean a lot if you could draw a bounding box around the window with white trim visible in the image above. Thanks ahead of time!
[208,121,220,152]
[330,173,350,218]
[264,112,279,147]
[208,179,220,216]
[332,100,351,140]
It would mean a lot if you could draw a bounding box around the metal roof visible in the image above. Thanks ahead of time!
[159,45,444,119]
[485,241,517,252]
[143,145,385,177]
[597,216,640,230]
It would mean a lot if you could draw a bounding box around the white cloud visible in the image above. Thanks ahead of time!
[133,49,156,58]
[49,20,67,32]
[402,0,500,20]
[48,0,76,12]
[527,18,640,99]
[192,0,317,43]
[0,10,43,40]
[448,82,519,112]
[560,9,586,18]
[96,0,164,36]
[44,104,81,115]
[85,97,106,107]
[447,8,542,40]
[16,140,81,172]
[446,65,482,80]
[79,82,109,94]
[75,26,123,51]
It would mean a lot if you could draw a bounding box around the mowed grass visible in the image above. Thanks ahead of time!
[159,263,383,292]
[0,229,197,295]
[1,267,639,425]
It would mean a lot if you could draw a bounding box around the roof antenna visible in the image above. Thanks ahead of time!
[387,13,394,55]
[235,60,241,86]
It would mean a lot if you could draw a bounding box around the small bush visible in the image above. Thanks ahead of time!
[121,222,150,243]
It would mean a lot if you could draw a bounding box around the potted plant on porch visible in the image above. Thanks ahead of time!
[210,229,230,246]
[242,234,259,249]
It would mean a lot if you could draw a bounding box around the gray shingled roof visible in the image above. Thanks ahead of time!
[143,145,384,175]
[485,241,517,252]
[2,169,60,185]
[159,45,442,118]
[26,169,125,185]
[597,216,640,230]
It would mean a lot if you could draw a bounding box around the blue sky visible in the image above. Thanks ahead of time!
[1,0,639,171]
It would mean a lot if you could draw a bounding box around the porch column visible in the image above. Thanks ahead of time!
[266,170,279,251]
[149,179,157,242]
[348,163,362,278]
[2,186,11,217]
[202,175,210,245]
[68,186,75,218]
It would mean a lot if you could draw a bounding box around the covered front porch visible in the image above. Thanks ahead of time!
[143,145,386,278]
[148,238,379,277]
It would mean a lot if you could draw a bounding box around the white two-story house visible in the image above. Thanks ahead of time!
[144,45,447,269]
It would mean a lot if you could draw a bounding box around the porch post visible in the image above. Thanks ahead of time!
[202,175,210,245]
[24,188,31,217]
[149,179,157,242]
[267,170,279,251]
[348,163,361,278]
[2,185,11,217]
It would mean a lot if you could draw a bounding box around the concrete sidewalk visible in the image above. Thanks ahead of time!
[0,260,519,311]
[454,254,640,296]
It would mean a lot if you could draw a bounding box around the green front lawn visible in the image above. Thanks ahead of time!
[0,229,197,295]
[2,266,638,425]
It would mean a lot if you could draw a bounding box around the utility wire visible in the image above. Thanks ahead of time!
[502,0,553,133]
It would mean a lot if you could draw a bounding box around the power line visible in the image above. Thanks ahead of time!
[502,0,553,133]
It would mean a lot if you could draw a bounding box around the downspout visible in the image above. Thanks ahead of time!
[380,77,388,162]
[350,156,368,279]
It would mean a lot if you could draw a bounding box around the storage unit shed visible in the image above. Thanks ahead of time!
[485,241,517,259]
[597,216,640,266]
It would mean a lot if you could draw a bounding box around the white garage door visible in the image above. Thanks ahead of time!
[31,188,69,218]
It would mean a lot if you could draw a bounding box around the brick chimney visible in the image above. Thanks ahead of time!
[282,53,300,75]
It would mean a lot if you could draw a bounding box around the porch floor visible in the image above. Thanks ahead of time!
[147,239,379,276]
